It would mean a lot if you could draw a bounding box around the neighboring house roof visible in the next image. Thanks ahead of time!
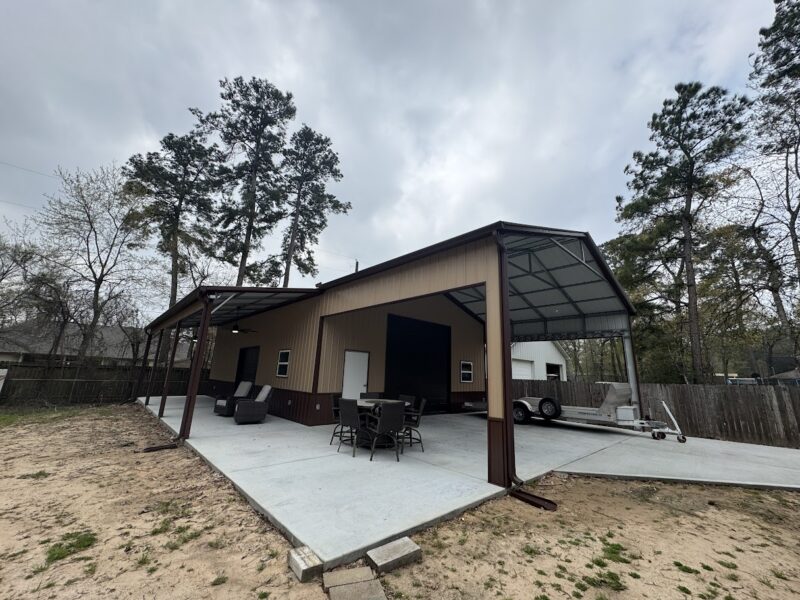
[0,321,168,360]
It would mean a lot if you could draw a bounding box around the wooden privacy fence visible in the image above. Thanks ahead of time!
[511,379,800,449]
[0,363,207,406]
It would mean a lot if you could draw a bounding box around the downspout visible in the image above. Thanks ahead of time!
[494,231,557,511]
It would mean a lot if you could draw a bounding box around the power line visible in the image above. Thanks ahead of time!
[0,198,40,210]
[0,159,59,179]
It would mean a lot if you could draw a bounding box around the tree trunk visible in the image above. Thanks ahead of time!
[281,184,304,288]
[169,200,183,307]
[236,164,260,286]
[681,211,705,383]
[77,285,103,361]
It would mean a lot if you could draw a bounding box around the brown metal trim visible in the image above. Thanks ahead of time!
[497,235,516,487]
[311,316,325,394]
[178,295,212,439]
[158,321,181,418]
[144,329,164,406]
[131,332,153,401]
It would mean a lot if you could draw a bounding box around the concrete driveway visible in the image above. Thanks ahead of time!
[141,397,800,569]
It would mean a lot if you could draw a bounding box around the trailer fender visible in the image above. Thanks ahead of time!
[512,398,536,424]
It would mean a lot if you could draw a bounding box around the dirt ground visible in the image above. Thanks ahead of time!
[0,404,324,600]
[384,474,800,600]
[2,406,799,600]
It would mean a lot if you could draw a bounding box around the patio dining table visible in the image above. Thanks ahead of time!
[350,398,410,449]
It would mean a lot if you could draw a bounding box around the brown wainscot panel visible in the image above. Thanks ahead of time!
[487,416,508,487]
[268,388,337,426]
[449,391,486,412]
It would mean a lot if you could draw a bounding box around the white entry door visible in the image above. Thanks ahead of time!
[342,351,369,399]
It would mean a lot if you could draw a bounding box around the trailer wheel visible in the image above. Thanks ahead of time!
[677,435,687,443]
[656,431,666,440]
[538,397,561,420]
[512,403,531,424]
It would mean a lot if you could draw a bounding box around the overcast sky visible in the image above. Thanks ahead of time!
[0,0,774,291]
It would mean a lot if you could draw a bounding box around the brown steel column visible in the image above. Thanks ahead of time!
[158,321,182,418]
[497,239,517,486]
[144,329,164,406]
[131,331,153,401]
[178,298,211,439]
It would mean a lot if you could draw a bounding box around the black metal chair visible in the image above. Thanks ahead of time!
[329,396,344,445]
[234,385,272,424]
[362,401,406,462]
[214,381,253,416]
[402,397,426,451]
[336,398,367,457]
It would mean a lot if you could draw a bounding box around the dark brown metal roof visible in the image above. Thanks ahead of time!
[146,221,634,333]
[146,286,320,331]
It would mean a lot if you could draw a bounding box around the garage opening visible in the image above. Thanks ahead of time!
[385,314,451,412]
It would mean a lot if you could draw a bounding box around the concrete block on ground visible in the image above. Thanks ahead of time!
[288,545,322,582]
[323,566,375,591]
[328,579,386,600]
[366,537,421,573]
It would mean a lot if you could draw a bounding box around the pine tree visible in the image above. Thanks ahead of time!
[280,125,349,287]
[194,77,296,286]
[125,130,226,306]
[616,82,750,383]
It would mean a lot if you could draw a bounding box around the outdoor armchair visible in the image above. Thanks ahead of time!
[336,398,367,457]
[402,397,426,451]
[234,384,272,425]
[362,401,406,462]
[214,380,253,417]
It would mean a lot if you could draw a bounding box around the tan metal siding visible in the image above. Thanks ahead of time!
[317,294,485,394]
[209,297,322,391]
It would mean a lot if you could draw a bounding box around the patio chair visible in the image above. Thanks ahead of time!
[402,397,427,451]
[214,380,253,417]
[329,396,343,445]
[362,401,406,462]
[234,384,272,424]
[337,398,367,457]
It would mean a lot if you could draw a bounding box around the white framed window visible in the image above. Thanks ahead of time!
[276,350,290,377]
[460,360,473,383]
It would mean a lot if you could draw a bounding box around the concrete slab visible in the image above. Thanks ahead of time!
[556,426,800,490]
[139,396,800,571]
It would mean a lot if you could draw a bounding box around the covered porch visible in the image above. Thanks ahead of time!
[137,222,640,491]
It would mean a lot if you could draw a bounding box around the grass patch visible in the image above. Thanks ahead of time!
[211,574,228,586]
[150,518,173,535]
[717,560,738,570]
[18,470,51,480]
[771,569,788,580]
[677,585,692,595]
[523,543,541,556]
[582,571,626,592]
[601,541,631,564]
[45,530,97,564]
[674,561,701,574]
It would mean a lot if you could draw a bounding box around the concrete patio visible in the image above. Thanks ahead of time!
[140,396,800,568]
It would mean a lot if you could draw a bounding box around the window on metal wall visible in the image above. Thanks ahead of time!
[545,363,562,381]
[460,361,473,383]
[276,350,291,377]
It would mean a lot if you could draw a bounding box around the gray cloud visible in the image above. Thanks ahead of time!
[0,0,773,290]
